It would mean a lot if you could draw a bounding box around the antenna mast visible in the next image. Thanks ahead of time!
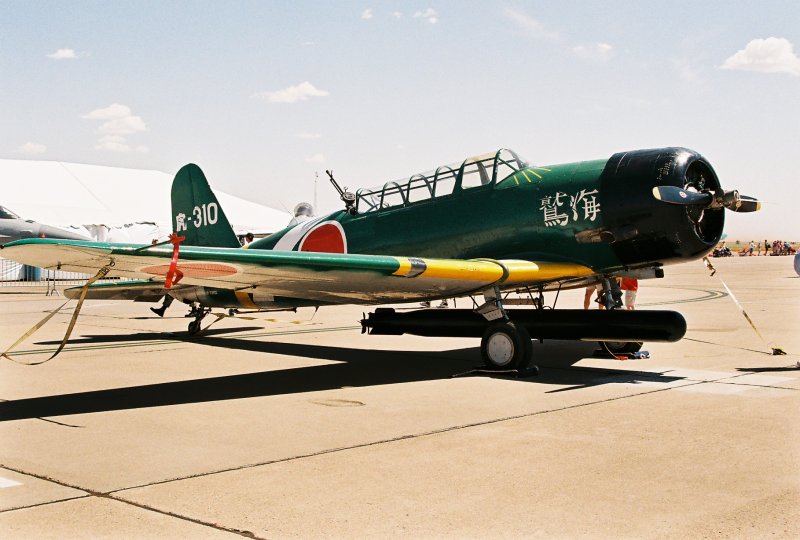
[314,171,318,214]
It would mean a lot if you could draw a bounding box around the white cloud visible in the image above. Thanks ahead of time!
[572,42,613,62]
[46,48,78,60]
[17,142,47,154]
[81,103,147,135]
[252,81,330,104]
[83,103,147,135]
[305,153,326,163]
[391,11,403,19]
[672,57,703,83]
[94,135,131,152]
[82,103,131,120]
[361,9,373,20]
[83,103,147,151]
[413,8,438,24]
[97,116,147,135]
[721,37,800,76]
[296,132,321,139]
[504,8,559,41]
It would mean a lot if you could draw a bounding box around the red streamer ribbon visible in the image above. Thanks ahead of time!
[164,233,186,289]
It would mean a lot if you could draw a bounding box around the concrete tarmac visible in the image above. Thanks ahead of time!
[1,256,798,538]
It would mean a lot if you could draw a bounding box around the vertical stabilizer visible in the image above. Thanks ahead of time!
[171,164,241,248]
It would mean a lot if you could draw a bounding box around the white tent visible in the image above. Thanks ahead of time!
[0,159,291,244]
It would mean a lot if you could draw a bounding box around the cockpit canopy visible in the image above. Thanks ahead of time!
[0,206,21,220]
[356,149,530,213]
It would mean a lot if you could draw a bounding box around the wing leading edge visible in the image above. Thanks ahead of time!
[1,239,594,304]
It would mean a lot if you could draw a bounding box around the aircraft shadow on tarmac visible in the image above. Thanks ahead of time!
[1,332,684,422]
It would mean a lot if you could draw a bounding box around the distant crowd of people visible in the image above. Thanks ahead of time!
[712,240,796,257]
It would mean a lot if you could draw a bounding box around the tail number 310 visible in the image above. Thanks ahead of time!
[193,203,218,228]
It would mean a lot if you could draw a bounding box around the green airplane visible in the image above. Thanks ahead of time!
[0,147,759,370]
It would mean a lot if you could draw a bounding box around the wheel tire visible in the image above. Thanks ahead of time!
[188,320,201,336]
[600,341,643,355]
[481,321,533,369]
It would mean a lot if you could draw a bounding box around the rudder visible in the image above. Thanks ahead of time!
[171,164,241,248]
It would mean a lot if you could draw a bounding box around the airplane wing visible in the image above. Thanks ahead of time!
[0,239,594,304]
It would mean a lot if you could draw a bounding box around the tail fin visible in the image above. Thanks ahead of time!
[171,164,241,248]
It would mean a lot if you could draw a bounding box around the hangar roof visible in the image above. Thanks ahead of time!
[0,159,290,237]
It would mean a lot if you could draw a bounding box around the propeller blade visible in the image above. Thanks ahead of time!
[652,186,713,206]
[732,195,761,213]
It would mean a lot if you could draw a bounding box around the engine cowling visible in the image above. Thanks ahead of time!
[598,147,725,266]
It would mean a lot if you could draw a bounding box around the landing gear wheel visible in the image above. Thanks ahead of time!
[481,321,533,369]
[188,319,202,336]
[600,341,643,355]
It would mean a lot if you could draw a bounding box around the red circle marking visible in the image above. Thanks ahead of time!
[300,223,346,253]
[140,263,238,279]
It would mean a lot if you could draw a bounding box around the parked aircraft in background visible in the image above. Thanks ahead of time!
[0,205,90,244]
[1,147,759,370]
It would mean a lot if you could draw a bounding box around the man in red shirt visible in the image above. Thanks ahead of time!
[620,277,638,310]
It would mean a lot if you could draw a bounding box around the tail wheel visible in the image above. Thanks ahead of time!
[481,321,533,369]
[600,341,643,355]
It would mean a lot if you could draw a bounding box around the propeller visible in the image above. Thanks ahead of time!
[652,186,761,213]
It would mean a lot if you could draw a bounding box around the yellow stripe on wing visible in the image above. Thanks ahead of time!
[393,257,592,287]
[392,258,412,277]
[502,260,594,285]
[419,260,504,281]
[393,257,504,281]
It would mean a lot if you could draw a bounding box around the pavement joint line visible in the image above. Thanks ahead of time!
[714,380,799,391]
[106,377,715,496]
[0,494,92,514]
[0,464,260,538]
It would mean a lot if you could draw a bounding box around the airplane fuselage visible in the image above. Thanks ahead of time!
[250,147,723,274]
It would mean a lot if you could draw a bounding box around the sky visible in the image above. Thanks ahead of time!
[1,0,798,239]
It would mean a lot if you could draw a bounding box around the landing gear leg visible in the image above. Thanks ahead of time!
[187,306,210,336]
[597,276,642,354]
[599,276,623,310]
